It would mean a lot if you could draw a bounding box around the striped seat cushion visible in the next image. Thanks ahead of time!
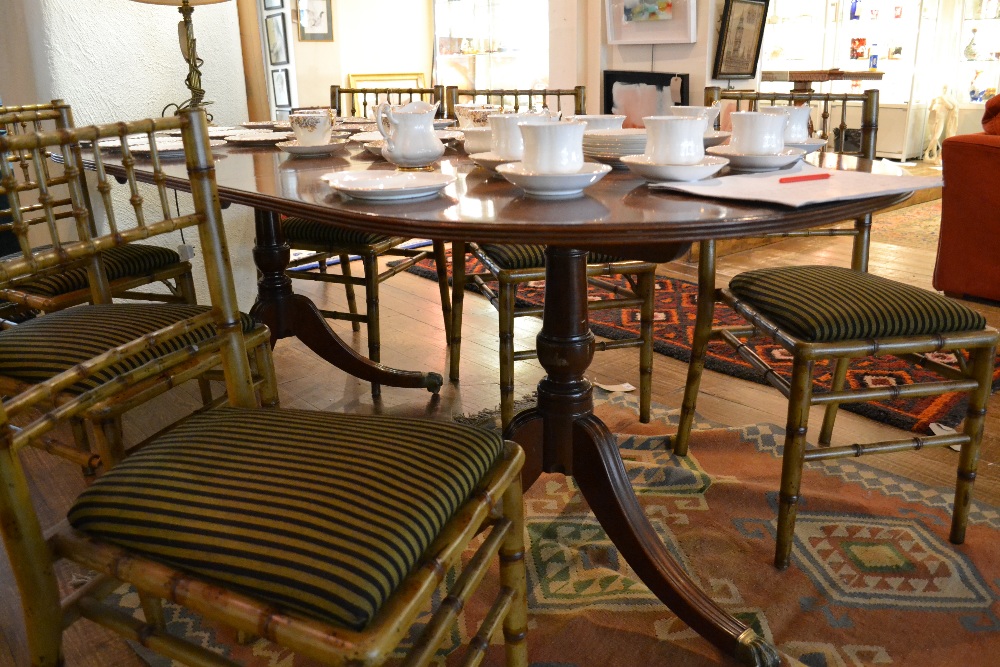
[14,244,183,297]
[0,303,257,392]
[478,244,624,270]
[283,217,395,247]
[728,265,987,343]
[68,407,505,631]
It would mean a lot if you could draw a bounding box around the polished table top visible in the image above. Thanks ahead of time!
[146,144,911,256]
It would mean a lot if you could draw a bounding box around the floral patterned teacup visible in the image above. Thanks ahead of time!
[289,108,334,146]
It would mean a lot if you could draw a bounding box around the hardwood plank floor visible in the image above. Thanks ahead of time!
[4,198,1000,666]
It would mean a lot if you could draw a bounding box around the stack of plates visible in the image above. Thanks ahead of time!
[582,129,647,169]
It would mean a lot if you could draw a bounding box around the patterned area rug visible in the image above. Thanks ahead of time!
[869,199,943,249]
[406,252,1000,434]
[116,393,1000,666]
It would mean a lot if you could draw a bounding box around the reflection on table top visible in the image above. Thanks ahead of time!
[116,143,913,251]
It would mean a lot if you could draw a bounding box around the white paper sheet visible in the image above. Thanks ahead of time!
[648,163,941,208]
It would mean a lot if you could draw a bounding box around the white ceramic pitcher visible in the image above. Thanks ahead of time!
[376,100,445,168]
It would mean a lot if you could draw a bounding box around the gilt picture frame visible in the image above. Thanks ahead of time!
[605,0,697,45]
[713,0,769,80]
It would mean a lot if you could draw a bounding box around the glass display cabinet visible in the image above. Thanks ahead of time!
[954,0,1000,132]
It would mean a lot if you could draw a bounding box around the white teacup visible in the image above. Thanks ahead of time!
[289,108,334,146]
[642,116,707,165]
[461,127,493,154]
[489,113,554,161]
[729,111,787,155]
[519,120,586,174]
[760,105,813,143]
[455,103,503,128]
[668,105,721,134]
[567,114,626,131]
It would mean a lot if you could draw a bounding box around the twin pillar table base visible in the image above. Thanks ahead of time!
[505,247,779,666]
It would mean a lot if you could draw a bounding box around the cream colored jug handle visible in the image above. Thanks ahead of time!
[376,102,395,152]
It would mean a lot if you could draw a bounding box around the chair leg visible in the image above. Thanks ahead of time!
[950,343,996,544]
[177,269,197,305]
[139,594,165,630]
[498,279,517,428]
[775,357,814,570]
[252,340,280,408]
[818,357,850,446]
[70,418,97,476]
[637,270,654,424]
[674,241,716,456]
[340,253,361,333]
[362,254,381,397]
[450,241,466,383]
[500,470,529,667]
[433,240,452,343]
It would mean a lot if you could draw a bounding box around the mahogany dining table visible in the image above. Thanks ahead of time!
[106,141,911,666]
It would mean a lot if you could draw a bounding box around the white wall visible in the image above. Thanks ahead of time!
[0,0,261,311]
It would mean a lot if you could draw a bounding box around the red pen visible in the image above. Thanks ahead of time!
[778,172,832,184]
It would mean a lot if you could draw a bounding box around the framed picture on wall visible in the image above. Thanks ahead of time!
[264,13,289,67]
[263,0,283,9]
[297,0,333,42]
[272,69,291,108]
[605,0,697,45]
[713,0,770,80]
[602,70,690,128]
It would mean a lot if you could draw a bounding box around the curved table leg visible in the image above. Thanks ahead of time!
[506,247,777,666]
[248,208,442,394]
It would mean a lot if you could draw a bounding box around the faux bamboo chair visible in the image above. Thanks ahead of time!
[445,85,586,118]
[329,84,446,118]
[676,90,998,570]
[0,100,198,324]
[0,102,275,471]
[283,86,452,397]
[0,108,529,667]
[451,241,655,428]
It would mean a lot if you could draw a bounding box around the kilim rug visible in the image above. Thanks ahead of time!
[403,248,1000,435]
[116,393,1000,667]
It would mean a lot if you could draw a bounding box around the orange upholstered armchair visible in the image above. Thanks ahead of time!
[933,132,1000,302]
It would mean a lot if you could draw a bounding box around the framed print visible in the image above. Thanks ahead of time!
[606,0,697,45]
[297,0,333,42]
[263,0,283,9]
[713,0,769,80]
[271,68,291,108]
[264,13,289,67]
[602,70,690,128]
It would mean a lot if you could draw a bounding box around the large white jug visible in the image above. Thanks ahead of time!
[376,100,445,168]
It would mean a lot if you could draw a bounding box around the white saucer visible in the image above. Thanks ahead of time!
[703,131,731,148]
[363,140,385,157]
[495,162,612,198]
[433,119,457,130]
[706,146,806,172]
[277,138,350,157]
[469,151,515,172]
[350,129,460,144]
[621,155,729,182]
[225,131,293,146]
[322,171,456,202]
[783,137,828,154]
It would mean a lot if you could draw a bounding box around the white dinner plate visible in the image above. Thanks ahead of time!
[621,155,729,182]
[128,139,225,160]
[363,140,386,157]
[322,171,456,202]
[703,131,731,148]
[469,151,516,172]
[495,162,612,198]
[225,131,293,146]
[783,137,828,154]
[350,130,460,144]
[277,138,350,157]
[706,146,806,172]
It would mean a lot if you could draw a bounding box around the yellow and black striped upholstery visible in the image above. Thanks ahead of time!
[10,244,183,298]
[283,217,395,246]
[728,265,987,343]
[0,303,257,392]
[479,243,620,270]
[67,407,505,631]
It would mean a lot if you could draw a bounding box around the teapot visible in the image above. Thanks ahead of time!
[375,100,445,168]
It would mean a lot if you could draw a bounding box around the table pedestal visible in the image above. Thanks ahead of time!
[248,209,443,394]
[506,247,779,666]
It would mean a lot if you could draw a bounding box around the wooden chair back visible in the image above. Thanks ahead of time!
[328,84,446,118]
[445,85,586,119]
[704,86,879,160]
